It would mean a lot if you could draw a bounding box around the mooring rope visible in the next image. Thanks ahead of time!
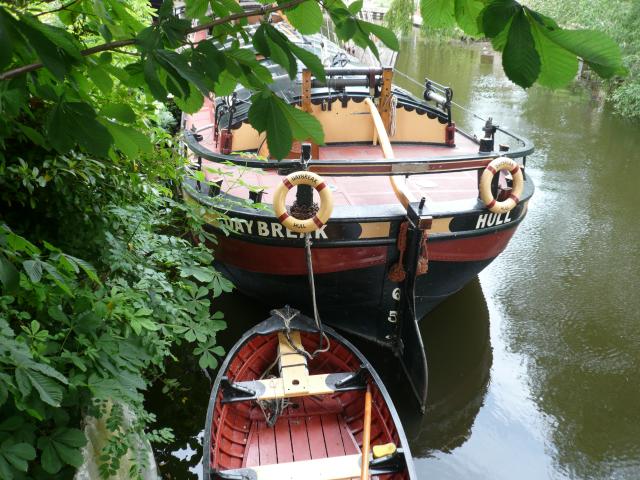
[389,94,398,137]
[304,233,331,356]
[269,237,330,361]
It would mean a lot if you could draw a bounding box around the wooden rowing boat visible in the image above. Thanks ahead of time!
[203,308,417,479]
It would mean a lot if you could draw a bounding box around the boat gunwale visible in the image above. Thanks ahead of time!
[182,176,534,245]
[202,313,417,479]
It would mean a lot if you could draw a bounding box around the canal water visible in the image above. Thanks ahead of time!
[147,30,640,479]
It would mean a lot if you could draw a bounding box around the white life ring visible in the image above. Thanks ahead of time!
[479,156,524,214]
[272,171,333,233]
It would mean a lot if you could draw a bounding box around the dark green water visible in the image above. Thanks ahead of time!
[148,32,640,479]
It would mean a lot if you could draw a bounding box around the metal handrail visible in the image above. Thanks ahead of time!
[183,128,534,177]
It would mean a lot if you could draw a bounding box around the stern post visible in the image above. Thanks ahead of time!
[393,197,431,413]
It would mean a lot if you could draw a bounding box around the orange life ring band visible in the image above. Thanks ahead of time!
[272,171,334,233]
[479,156,524,214]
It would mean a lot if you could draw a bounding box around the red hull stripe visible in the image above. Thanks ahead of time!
[510,164,520,175]
[283,178,294,190]
[312,216,324,228]
[486,199,496,209]
[316,182,327,192]
[213,238,387,275]
[212,226,519,275]
[278,212,290,222]
[508,193,520,203]
[486,165,497,175]
[429,226,517,261]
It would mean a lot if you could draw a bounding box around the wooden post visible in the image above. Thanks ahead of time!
[299,69,319,158]
[360,385,372,480]
[301,69,312,113]
[378,67,394,133]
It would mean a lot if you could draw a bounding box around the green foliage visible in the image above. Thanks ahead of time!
[248,89,324,158]
[286,1,324,34]
[386,0,626,89]
[385,0,416,36]
[524,0,640,119]
[0,0,399,160]
[0,3,234,476]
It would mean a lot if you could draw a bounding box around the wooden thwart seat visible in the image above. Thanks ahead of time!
[220,453,363,480]
[221,332,366,403]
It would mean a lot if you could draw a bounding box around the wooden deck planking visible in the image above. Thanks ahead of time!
[306,414,328,459]
[289,416,312,462]
[257,421,278,465]
[241,394,375,470]
[244,421,260,467]
[274,417,294,464]
[321,414,346,458]
[338,418,360,455]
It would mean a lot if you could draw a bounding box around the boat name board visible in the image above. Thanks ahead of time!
[474,211,512,229]
[218,217,329,239]
[211,207,523,240]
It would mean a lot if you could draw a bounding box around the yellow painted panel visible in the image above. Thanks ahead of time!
[311,101,375,143]
[231,123,263,151]
[429,217,453,233]
[391,107,447,144]
[359,222,391,239]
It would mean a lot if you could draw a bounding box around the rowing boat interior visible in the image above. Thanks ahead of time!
[209,332,408,479]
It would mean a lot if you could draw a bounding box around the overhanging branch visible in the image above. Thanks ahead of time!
[0,0,308,81]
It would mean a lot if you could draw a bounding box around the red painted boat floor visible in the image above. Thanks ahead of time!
[187,110,481,209]
[244,397,360,467]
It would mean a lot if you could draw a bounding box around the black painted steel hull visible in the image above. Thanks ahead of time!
[217,254,494,343]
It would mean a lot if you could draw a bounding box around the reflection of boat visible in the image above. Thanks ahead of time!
[353,278,492,456]
[183,21,533,406]
[407,278,492,455]
[203,308,417,479]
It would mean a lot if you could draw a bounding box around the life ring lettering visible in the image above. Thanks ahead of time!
[479,156,524,214]
[273,171,334,233]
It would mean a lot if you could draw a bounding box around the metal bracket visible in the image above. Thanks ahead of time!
[333,366,368,392]
[370,448,408,476]
[220,377,256,404]
[406,198,433,230]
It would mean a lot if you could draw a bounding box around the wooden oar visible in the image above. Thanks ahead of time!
[360,385,372,480]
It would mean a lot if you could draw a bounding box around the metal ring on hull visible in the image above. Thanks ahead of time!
[479,156,524,214]
[273,171,334,233]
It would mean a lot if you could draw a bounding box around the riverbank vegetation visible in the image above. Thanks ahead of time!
[386,0,635,117]
[523,0,640,119]
[0,0,626,478]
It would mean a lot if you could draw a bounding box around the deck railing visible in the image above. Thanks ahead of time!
[183,127,534,178]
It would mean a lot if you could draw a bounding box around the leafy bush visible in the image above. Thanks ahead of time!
[0,159,231,478]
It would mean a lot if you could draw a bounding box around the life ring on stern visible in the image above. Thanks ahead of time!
[272,171,334,233]
[479,156,524,214]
